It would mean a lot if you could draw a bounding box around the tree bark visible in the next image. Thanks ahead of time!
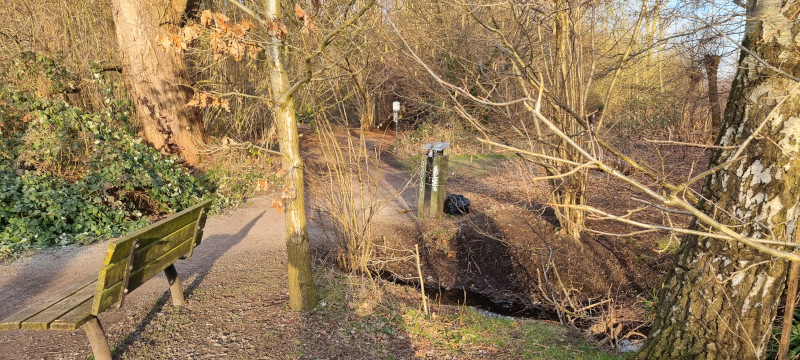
[264,0,317,310]
[109,0,206,165]
[704,54,723,129]
[637,0,800,357]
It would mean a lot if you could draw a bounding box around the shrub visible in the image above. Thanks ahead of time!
[0,82,215,255]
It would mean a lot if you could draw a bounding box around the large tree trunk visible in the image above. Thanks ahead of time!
[637,0,800,358]
[265,0,317,310]
[110,0,206,165]
[704,54,723,129]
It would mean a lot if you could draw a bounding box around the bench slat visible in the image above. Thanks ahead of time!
[95,221,197,293]
[195,212,208,246]
[102,200,212,265]
[21,282,97,330]
[50,298,94,330]
[0,279,96,330]
[92,236,195,314]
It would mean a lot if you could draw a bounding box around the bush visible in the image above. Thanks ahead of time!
[0,81,216,255]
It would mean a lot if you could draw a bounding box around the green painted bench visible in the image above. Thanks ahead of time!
[0,199,212,360]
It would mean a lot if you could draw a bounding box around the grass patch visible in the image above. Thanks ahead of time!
[312,267,626,359]
[655,238,680,254]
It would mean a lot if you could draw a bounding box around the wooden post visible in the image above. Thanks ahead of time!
[83,318,112,360]
[164,264,185,307]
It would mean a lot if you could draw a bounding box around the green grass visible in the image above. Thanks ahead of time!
[521,322,628,360]
[403,307,628,359]
[448,153,509,178]
[309,267,627,359]
[655,238,680,254]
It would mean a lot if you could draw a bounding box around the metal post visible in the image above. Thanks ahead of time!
[418,142,450,218]
[417,154,429,218]
[392,101,400,145]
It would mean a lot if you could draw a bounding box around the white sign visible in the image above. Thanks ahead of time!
[431,165,439,192]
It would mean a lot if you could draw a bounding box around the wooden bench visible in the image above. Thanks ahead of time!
[0,199,212,360]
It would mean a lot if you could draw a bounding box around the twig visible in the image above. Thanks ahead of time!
[415,244,429,316]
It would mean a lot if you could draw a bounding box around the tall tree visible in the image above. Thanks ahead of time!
[636,0,800,357]
[110,0,206,165]
[263,0,317,310]
[226,0,375,310]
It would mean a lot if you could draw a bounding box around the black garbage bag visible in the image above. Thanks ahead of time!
[444,194,470,215]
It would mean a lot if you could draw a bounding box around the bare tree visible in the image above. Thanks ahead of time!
[637,1,800,357]
[392,0,800,356]
[225,0,376,310]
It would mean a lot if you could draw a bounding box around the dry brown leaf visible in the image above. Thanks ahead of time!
[268,19,288,40]
[213,12,230,27]
[210,32,224,52]
[182,24,201,46]
[278,22,288,39]
[200,10,213,27]
[258,179,270,191]
[228,39,245,61]
[275,168,286,178]
[219,97,230,112]
[170,35,183,53]
[294,3,306,19]
[247,43,262,58]
[240,19,252,32]
[233,24,246,37]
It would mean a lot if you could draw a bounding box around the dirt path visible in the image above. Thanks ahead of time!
[0,196,285,359]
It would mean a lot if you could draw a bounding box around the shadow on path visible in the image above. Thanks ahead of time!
[112,211,266,355]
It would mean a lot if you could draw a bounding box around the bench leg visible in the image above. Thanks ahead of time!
[164,264,185,307]
[84,317,112,360]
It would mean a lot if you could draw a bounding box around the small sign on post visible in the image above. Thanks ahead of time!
[418,142,450,218]
[392,101,400,145]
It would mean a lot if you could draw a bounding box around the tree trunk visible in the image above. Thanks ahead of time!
[637,0,800,357]
[548,1,586,242]
[361,94,375,132]
[110,0,206,165]
[265,0,317,310]
[682,67,702,133]
[551,173,586,242]
[704,54,723,129]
